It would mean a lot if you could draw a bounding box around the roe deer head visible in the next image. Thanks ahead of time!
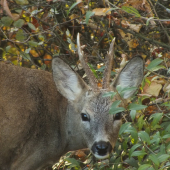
[0,33,144,170]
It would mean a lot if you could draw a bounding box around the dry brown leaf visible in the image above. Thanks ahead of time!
[121,20,142,33]
[120,54,127,68]
[129,24,142,33]
[87,22,100,30]
[144,82,162,96]
[118,29,139,48]
[92,8,111,16]
[11,13,21,21]
[69,14,79,21]
[163,52,170,59]
[142,77,163,97]
[152,78,166,85]
[76,0,85,14]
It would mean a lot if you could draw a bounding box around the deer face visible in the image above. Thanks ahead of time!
[79,92,122,159]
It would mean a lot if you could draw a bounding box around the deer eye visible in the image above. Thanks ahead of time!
[114,112,122,120]
[81,113,90,121]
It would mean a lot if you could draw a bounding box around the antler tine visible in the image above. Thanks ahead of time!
[77,33,99,90]
[102,37,116,89]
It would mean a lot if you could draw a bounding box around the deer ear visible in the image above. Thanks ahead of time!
[52,58,88,101]
[113,56,144,99]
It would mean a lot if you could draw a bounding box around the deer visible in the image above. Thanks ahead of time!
[0,33,144,170]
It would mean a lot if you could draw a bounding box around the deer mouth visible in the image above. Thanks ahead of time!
[91,141,112,159]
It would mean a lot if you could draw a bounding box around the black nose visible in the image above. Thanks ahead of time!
[91,141,112,156]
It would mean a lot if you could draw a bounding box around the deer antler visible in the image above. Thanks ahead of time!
[77,33,99,90]
[102,37,116,89]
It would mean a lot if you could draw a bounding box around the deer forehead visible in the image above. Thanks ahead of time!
[82,92,113,116]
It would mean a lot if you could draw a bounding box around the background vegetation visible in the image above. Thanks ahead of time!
[0,0,170,169]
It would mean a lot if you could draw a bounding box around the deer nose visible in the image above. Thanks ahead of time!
[92,141,112,156]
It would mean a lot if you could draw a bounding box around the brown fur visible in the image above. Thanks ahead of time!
[0,63,67,170]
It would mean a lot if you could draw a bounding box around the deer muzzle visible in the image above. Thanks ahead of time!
[91,141,112,159]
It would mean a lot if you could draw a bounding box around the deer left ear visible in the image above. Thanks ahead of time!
[52,58,88,101]
[113,56,144,99]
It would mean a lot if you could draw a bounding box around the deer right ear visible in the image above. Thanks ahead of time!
[113,56,144,99]
[52,58,88,101]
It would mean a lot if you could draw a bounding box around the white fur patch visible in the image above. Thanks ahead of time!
[93,153,110,159]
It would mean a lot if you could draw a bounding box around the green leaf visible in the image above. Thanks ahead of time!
[1,17,13,26]
[109,100,125,115]
[119,122,131,135]
[121,6,141,17]
[160,144,166,154]
[150,113,163,126]
[20,51,31,60]
[162,102,170,109]
[0,48,4,53]
[13,19,25,28]
[146,168,155,170]
[6,46,11,52]
[124,157,138,168]
[129,143,141,157]
[28,41,38,47]
[111,100,121,108]
[119,86,137,98]
[65,158,80,167]
[144,77,151,85]
[128,103,147,111]
[103,92,117,99]
[40,64,46,70]
[137,115,145,130]
[160,162,170,170]
[25,48,31,54]
[158,154,170,163]
[149,154,160,166]
[126,127,138,143]
[165,124,170,133]
[88,63,98,78]
[109,107,125,115]
[28,22,36,30]
[97,65,105,72]
[167,144,170,154]
[111,71,116,76]
[150,131,161,144]
[138,164,152,170]
[145,65,165,77]
[162,134,170,139]
[15,0,29,5]
[67,2,81,15]
[86,11,95,24]
[131,150,146,157]
[16,29,26,41]
[146,17,154,26]
[105,7,120,14]
[120,87,137,94]
[149,65,165,71]
[116,85,137,97]
[138,131,150,144]
[147,58,163,70]
[130,110,136,121]
[15,9,22,14]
